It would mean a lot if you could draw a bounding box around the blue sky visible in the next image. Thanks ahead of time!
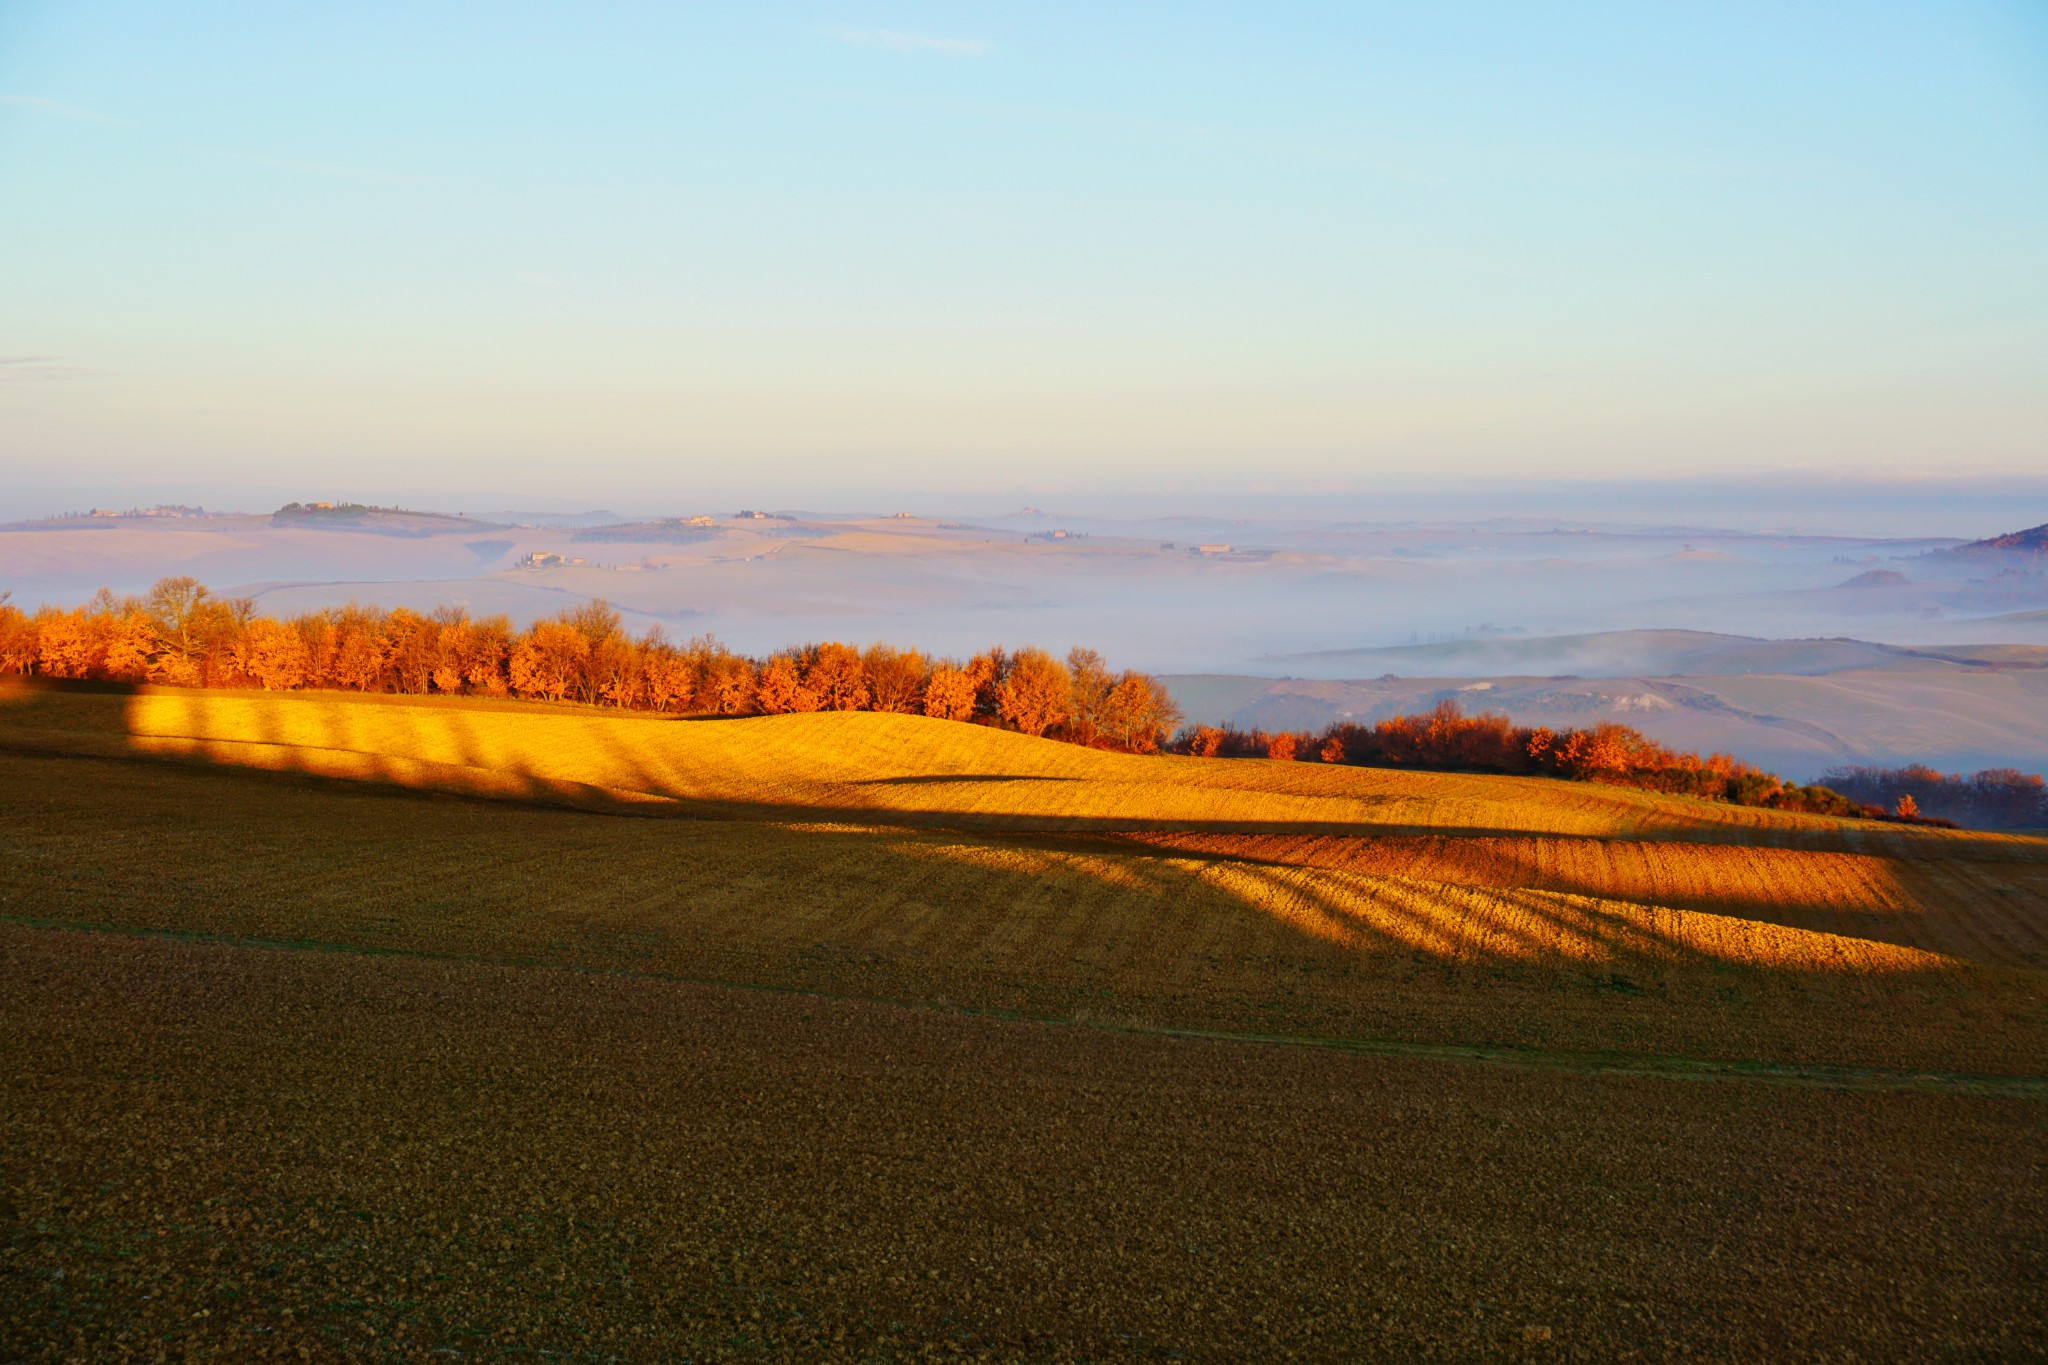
[1,2,2044,510]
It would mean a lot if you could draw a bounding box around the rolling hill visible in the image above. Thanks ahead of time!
[1259,627,1935,678]
[6,683,2046,1359]
[0,680,1987,842]
[1956,520,2048,555]
[4,682,2043,1076]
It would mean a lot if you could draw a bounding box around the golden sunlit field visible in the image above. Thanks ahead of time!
[5,681,2047,1360]
[3,681,1925,835]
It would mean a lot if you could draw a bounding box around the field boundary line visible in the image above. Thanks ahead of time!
[6,915,2044,1099]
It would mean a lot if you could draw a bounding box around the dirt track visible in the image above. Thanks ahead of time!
[6,924,2044,1363]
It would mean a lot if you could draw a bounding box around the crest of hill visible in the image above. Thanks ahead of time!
[1263,629,1921,680]
[1957,522,2048,556]
[270,503,498,536]
[1839,569,1909,589]
[0,684,1925,844]
[10,683,2048,1082]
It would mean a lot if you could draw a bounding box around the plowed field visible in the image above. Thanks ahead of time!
[3,684,2046,1360]
[1,684,1934,839]
[6,926,2045,1363]
[0,746,2043,1075]
[1121,831,2048,966]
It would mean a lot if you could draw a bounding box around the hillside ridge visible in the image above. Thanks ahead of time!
[1959,521,2048,555]
[1,682,1950,846]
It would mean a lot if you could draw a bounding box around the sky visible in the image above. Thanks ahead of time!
[1,1,2045,515]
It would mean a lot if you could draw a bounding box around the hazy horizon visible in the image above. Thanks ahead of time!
[7,471,2048,542]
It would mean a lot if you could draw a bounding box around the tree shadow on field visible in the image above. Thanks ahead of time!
[2,679,2043,990]
[1100,830,2048,967]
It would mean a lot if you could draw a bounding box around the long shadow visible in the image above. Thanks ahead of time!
[8,700,2048,1082]
[4,679,2045,974]
[1088,830,2048,964]
[18,679,2028,854]
[0,728,1976,985]
[5,681,2037,865]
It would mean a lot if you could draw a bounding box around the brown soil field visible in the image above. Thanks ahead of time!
[6,925,2046,1363]
[4,686,2047,1360]
[1,749,2044,1077]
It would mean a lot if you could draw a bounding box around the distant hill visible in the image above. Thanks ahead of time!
[1956,522,2048,555]
[1261,628,1926,680]
[481,509,623,528]
[1172,628,2048,781]
[270,502,496,536]
[571,520,722,544]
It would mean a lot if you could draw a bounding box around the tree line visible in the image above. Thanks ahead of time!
[1819,765,2046,830]
[0,578,1184,752]
[1167,703,1955,823]
[0,579,2008,825]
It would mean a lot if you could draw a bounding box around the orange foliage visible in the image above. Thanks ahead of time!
[0,580,1178,756]
[996,648,1069,738]
[922,664,977,723]
[1172,700,1887,820]
[509,621,587,702]
[754,655,820,715]
[1096,673,1181,754]
[239,618,311,691]
[805,642,870,712]
[34,609,97,680]
[864,644,928,715]
[0,603,38,676]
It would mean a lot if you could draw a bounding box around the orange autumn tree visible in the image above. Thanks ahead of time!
[32,607,98,680]
[0,597,39,676]
[1096,672,1182,753]
[238,618,312,691]
[804,642,870,712]
[922,663,977,722]
[863,644,928,715]
[509,620,587,702]
[4,578,1180,754]
[995,647,1070,737]
[753,654,818,715]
